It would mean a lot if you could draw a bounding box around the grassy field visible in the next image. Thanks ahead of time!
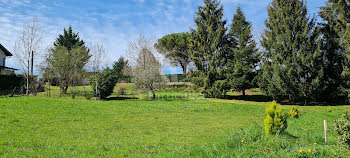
[0,84,349,157]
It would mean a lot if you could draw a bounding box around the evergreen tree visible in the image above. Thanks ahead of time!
[50,26,90,94]
[189,0,228,98]
[155,33,191,74]
[259,0,337,103]
[90,67,117,100]
[54,26,87,51]
[320,0,350,89]
[113,57,131,82]
[226,7,259,98]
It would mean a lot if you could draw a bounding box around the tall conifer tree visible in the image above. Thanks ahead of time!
[259,0,335,103]
[189,0,227,98]
[226,7,259,98]
[320,0,350,89]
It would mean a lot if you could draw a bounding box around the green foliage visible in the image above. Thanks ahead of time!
[320,0,350,90]
[334,113,350,147]
[54,26,87,51]
[155,32,191,74]
[289,106,300,118]
[0,74,24,90]
[112,57,131,83]
[259,0,344,103]
[327,108,333,112]
[226,7,259,97]
[49,26,90,94]
[90,67,117,99]
[264,101,287,135]
[189,0,227,98]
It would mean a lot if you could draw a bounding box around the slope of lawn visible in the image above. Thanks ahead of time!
[0,84,349,157]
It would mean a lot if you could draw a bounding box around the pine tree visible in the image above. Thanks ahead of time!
[155,33,191,74]
[189,0,228,98]
[226,7,259,98]
[320,0,350,89]
[113,57,131,82]
[259,0,336,103]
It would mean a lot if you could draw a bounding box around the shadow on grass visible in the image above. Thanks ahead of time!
[107,96,138,101]
[224,95,273,102]
[281,132,299,139]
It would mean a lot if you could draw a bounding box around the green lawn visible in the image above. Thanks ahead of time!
[0,85,349,157]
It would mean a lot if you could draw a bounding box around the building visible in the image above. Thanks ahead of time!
[0,44,18,75]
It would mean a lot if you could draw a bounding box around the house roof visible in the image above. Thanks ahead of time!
[0,66,18,71]
[0,44,12,56]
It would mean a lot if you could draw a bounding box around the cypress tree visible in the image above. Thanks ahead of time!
[259,0,334,103]
[189,0,228,98]
[226,7,259,98]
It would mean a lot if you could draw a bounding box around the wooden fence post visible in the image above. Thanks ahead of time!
[324,120,327,143]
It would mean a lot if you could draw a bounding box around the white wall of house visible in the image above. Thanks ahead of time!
[0,49,6,67]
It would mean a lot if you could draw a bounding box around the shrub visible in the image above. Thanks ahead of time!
[327,108,332,112]
[334,113,350,147]
[0,74,25,90]
[90,67,117,99]
[289,106,300,118]
[264,101,287,135]
[117,83,127,95]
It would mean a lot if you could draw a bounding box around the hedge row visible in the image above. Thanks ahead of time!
[0,74,25,90]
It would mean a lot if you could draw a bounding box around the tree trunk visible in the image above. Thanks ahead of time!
[26,59,29,96]
[31,51,36,95]
[63,85,68,94]
[152,90,156,100]
[182,63,187,74]
[242,89,246,100]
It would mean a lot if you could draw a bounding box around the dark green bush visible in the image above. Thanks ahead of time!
[90,67,117,99]
[0,74,24,90]
[334,113,350,147]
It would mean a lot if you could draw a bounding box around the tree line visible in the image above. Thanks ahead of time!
[13,0,349,103]
[156,0,350,104]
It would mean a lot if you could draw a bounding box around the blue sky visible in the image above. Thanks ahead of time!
[0,0,327,74]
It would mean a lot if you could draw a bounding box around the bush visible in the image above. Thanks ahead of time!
[90,67,117,99]
[289,106,300,118]
[327,108,333,112]
[117,83,127,95]
[334,113,350,147]
[0,74,24,90]
[264,101,287,135]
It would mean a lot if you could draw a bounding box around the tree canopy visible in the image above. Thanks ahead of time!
[155,33,191,74]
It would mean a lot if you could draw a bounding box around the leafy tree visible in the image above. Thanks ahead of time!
[49,45,90,97]
[113,57,131,82]
[226,7,259,98]
[259,0,342,103]
[90,67,117,99]
[189,0,228,98]
[155,33,191,74]
[50,26,90,94]
[320,0,350,89]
